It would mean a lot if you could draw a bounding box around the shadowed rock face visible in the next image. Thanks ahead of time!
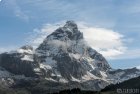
[53,52,87,79]
[0,46,38,77]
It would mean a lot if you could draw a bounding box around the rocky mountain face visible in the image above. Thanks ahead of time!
[0,45,38,77]
[107,67,140,84]
[34,21,111,81]
[0,21,139,93]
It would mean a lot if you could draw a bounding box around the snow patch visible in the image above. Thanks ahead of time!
[45,78,57,82]
[82,72,98,81]
[71,76,81,82]
[69,53,81,59]
[17,49,33,54]
[100,71,107,78]
[59,78,68,83]
[21,55,33,61]
[34,68,40,72]
[40,63,52,70]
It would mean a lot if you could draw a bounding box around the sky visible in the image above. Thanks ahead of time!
[0,0,140,69]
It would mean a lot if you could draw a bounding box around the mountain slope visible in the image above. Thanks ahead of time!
[35,21,111,80]
[102,76,140,94]
[0,45,38,77]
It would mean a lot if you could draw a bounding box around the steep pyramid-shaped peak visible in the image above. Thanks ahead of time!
[47,21,83,41]
[64,20,78,31]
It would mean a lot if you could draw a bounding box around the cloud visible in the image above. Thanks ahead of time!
[29,21,127,60]
[8,0,115,28]
[113,49,140,60]
[4,0,29,21]
[11,0,81,22]
[0,46,17,53]
[78,22,126,59]
[47,40,70,52]
[137,65,140,69]
[0,48,7,53]
[28,21,65,47]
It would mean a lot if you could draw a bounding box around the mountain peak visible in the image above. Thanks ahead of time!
[64,20,78,31]
[47,21,83,41]
[36,21,111,80]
